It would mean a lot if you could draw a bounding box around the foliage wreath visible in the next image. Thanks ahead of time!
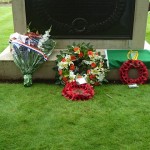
[119,60,148,84]
[55,42,108,85]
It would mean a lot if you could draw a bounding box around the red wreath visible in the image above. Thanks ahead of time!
[119,60,148,84]
[62,81,94,101]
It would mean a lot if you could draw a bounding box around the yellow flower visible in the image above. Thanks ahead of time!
[58,61,68,69]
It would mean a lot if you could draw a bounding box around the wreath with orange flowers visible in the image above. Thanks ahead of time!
[55,42,108,85]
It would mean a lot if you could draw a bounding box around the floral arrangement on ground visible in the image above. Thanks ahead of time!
[55,42,108,85]
[62,81,95,101]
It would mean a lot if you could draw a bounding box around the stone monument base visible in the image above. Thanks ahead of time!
[0,46,57,81]
[0,42,150,82]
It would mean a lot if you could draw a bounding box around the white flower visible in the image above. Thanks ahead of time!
[65,54,71,60]
[95,54,102,60]
[82,60,91,65]
[42,34,49,39]
[91,67,100,75]
[65,55,74,66]
[37,29,51,49]
[69,71,76,82]
[37,41,43,49]
[83,74,88,81]
[45,30,50,36]
[89,52,102,61]
[97,72,105,81]
[57,61,69,69]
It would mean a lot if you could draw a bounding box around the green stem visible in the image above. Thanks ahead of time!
[23,74,32,87]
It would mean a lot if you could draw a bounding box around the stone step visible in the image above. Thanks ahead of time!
[0,46,58,81]
[0,43,150,81]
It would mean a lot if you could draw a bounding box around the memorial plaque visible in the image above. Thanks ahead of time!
[25,0,135,39]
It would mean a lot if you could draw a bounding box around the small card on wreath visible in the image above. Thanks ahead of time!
[76,77,87,85]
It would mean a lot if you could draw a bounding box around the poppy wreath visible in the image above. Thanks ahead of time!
[119,60,148,84]
[62,81,94,101]
[55,42,108,85]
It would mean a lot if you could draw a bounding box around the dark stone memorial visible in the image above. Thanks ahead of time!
[25,0,135,39]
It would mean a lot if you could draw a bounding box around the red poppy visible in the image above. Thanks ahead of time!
[62,81,95,101]
[119,60,148,84]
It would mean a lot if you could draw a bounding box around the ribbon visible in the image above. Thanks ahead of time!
[11,39,48,61]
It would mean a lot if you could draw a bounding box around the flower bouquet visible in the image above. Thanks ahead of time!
[10,28,56,87]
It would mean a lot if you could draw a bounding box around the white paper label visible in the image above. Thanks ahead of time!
[76,77,87,85]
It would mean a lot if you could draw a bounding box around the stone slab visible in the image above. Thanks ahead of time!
[0,46,58,80]
[0,42,150,81]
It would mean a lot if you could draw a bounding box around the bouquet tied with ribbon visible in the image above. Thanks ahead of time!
[10,28,56,87]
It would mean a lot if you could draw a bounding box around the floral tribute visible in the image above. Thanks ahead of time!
[62,81,94,101]
[55,42,108,85]
[120,60,148,84]
[10,28,56,87]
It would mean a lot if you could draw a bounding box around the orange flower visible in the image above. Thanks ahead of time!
[62,58,66,62]
[91,62,97,68]
[88,51,93,56]
[62,77,68,83]
[87,70,91,74]
[90,74,96,80]
[71,55,76,61]
[74,47,80,52]
[79,52,84,58]
[70,64,75,70]
[58,70,63,75]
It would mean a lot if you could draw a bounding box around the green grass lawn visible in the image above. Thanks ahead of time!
[0,83,150,149]
[0,0,11,2]
[0,5,13,52]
